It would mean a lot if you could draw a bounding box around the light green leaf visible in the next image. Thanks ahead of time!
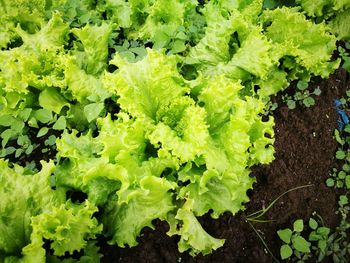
[313,87,321,96]
[167,201,225,256]
[339,171,346,179]
[84,103,105,123]
[72,23,112,75]
[52,116,66,130]
[293,219,304,232]
[345,175,350,189]
[318,239,327,253]
[303,97,315,107]
[0,160,64,258]
[336,150,346,160]
[31,200,102,256]
[287,100,296,109]
[326,178,335,187]
[334,129,344,145]
[39,87,69,114]
[103,176,175,247]
[170,40,187,54]
[34,109,53,124]
[297,80,309,90]
[309,218,318,230]
[0,115,16,127]
[340,195,348,205]
[105,49,188,120]
[292,236,310,253]
[309,231,322,241]
[37,127,49,137]
[280,244,293,260]
[344,125,350,133]
[262,7,339,78]
[277,229,293,244]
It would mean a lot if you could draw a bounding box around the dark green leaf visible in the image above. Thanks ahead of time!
[316,227,330,237]
[15,148,23,158]
[309,232,321,241]
[318,239,327,253]
[25,144,34,155]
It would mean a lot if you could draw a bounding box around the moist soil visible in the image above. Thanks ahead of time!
[100,68,350,263]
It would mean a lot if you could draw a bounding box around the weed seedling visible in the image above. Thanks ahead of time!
[338,42,350,74]
[278,219,311,261]
[282,80,321,110]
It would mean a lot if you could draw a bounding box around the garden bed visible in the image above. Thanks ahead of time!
[100,69,349,263]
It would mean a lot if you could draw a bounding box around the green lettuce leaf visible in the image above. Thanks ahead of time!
[30,200,102,256]
[0,13,68,93]
[0,159,64,260]
[149,100,209,163]
[262,7,340,78]
[329,8,350,40]
[72,23,112,75]
[186,2,275,81]
[167,200,225,256]
[104,49,188,119]
[103,175,176,247]
[129,0,197,48]
[64,58,111,103]
[296,0,350,17]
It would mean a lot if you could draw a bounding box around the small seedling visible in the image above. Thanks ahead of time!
[338,43,350,74]
[328,122,350,189]
[326,168,350,189]
[278,219,311,261]
[282,80,321,109]
[308,216,331,262]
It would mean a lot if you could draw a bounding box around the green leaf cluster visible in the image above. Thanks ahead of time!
[282,80,322,110]
[278,219,311,261]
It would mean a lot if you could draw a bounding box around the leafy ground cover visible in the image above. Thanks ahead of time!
[0,0,350,262]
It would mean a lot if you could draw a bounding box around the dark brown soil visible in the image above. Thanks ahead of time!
[100,68,350,263]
